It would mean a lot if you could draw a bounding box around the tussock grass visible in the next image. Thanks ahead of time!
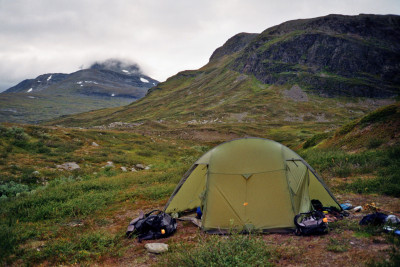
[163,234,274,267]
[302,146,400,196]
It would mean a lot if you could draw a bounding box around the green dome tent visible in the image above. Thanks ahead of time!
[164,138,341,233]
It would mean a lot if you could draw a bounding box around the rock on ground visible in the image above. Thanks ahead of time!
[56,162,80,171]
[135,164,145,170]
[105,161,115,167]
[144,243,168,254]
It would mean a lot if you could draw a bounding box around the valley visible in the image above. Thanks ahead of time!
[1,13,400,266]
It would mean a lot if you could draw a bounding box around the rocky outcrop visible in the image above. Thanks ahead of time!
[209,32,258,62]
[232,14,400,97]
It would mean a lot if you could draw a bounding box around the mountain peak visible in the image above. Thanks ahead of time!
[89,59,143,76]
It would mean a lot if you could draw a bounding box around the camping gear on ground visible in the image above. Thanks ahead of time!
[364,202,379,212]
[386,215,400,224]
[164,138,342,233]
[126,210,177,242]
[340,203,353,210]
[311,199,324,211]
[359,212,388,226]
[383,226,400,236]
[196,207,202,219]
[353,206,362,212]
[294,210,328,235]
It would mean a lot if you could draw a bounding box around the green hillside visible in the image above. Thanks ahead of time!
[49,15,399,140]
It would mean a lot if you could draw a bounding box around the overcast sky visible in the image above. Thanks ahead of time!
[0,0,399,91]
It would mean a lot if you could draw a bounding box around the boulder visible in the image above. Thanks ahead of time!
[56,162,80,171]
[131,167,137,172]
[144,243,168,254]
[135,164,145,170]
[92,142,99,147]
[120,166,127,172]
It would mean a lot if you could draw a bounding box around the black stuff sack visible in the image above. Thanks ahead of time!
[359,212,388,226]
[294,210,328,236]
[126,210,177,242]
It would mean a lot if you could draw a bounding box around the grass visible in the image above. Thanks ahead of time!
[0,118,399,265]
[0,124,206,265]
[301,146,400,196]
[326,237,350,252]
[369,235,400,267]
[23,231,122,265]
[163,234,274,267]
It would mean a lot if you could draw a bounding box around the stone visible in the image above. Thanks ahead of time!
[56,162,80,171]
[120,166,127,172]
[105,161,114,167]
[144,166,151,170]
[144,243,168,254]
[135,164,145,170]
[131,167,137,172]
[92,142,99,147]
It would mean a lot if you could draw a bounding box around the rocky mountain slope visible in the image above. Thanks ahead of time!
[0,59,158,123]
[233,14,400,97]
[50,14,399,140]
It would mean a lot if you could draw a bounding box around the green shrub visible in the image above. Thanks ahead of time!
[0,181,29,197]
[0,225,17,262]
[164,234,273,267]
[303,132,329,149]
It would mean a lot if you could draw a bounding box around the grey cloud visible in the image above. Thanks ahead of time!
[0,0,399,92]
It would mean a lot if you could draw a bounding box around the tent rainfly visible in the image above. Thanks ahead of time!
[164,138,341,233]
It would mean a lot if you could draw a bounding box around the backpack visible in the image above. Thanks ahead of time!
[126,210,177,242]
[294,210,328,236]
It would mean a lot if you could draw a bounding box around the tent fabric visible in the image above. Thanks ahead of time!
[164,137,341,232]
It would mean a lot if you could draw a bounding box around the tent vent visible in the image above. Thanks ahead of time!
[242,173,253,179]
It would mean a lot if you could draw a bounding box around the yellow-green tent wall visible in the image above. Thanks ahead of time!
[164,138,341,232]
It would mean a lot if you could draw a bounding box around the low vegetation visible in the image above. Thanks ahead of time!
[164,234,274,266]
[0,109,399,266]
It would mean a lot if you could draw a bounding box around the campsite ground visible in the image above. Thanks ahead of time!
[1,124,399,266]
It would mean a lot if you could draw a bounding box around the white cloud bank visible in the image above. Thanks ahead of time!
[0,0,399,91]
